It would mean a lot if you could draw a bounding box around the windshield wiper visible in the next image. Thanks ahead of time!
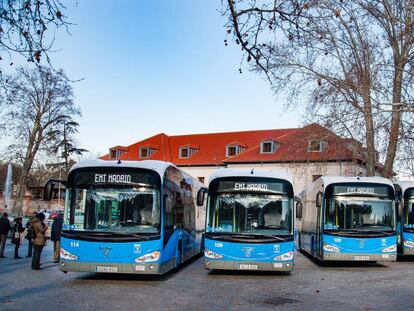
[207,233,288,241]
[325,229,395,236]
[66,230,158,240]
[370,230,395,236]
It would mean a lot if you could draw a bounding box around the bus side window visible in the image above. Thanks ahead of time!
[296,200,303,219]
[164,193,174,228]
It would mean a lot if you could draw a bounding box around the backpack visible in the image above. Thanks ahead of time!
[26,225,36,240]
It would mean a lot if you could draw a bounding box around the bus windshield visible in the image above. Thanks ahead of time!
[404,198,414,228]
[207,193,293,235]
[324,197,394,231]
[66,186,160,233]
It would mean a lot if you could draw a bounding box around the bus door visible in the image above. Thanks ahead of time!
[315,191,323,259]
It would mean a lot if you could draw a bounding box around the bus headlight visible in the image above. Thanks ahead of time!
[403,240,414,248]
[135,251,160,263]
[60,248,79,260]
[204,249,223,259]
[323,243,340,253]
[274,251,294,261]
[382,244,397,253]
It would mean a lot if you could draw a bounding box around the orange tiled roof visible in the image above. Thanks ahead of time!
[100,123,374,166]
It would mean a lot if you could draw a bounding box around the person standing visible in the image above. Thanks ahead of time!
[26,211,37,257]
[30,212,47,270]
[12,217,25,259]
[51,213,63,263]
[0,212,11,258]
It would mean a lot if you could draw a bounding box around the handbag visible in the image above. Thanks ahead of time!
[12,231,20,244]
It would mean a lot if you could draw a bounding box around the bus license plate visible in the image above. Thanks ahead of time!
[96,266,118,273]
[353,256,370,261]
[239,264,258,270]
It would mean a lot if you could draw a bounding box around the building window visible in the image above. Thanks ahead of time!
[180,147,189,158]
[110,150,117,159]
[139,147,156,158]
[308,140,328,152]
[226,146,237,157]
[260,141,277,153]
[198,177,205,183]
[140,147,149,158]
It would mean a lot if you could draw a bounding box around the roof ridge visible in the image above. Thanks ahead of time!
[125,132,169,149]
[273,127,301,140]
[168,127,298,138]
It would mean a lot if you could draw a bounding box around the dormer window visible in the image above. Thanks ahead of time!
[139,147,156,158]
[109,147,128,159]
[308,140,328,152]
[260,141,277,154]
[226,144,246,157]
[179,145,199,158]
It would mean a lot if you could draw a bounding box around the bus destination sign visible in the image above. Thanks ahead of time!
[71,170,159,187]
[94,174,132,184]
[406,189,414,199]
[217,181,286,194]
[346,187,375,194]
[333,185,391,196]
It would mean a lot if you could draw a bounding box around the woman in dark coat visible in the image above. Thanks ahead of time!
[51,213,63,262]
[12,217,25,259]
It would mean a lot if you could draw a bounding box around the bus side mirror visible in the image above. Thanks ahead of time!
[295,198,303,219]
[43,179,66,201]
[316,191,323,208]
[197,188,207,206]
[44,181,53,201]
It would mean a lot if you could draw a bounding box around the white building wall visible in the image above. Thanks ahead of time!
[179,166,220,185]
[180,162,368,193]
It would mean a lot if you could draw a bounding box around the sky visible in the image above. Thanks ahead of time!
[9,0,302,156]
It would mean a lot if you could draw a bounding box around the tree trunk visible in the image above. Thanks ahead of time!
[12,160,32,216]
[363,98,376,176]
[12,126,41,216]
[382,65,404,178]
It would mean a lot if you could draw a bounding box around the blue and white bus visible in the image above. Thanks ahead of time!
[45,160,206,275]
[204,169,295,272]
[394,181,414,256]
[297,176,397,262]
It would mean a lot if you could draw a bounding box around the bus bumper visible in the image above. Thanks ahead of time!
[60,258,175,275]
[322,252,396,262]
[204,259,293,271]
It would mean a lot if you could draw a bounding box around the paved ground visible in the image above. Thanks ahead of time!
[1,241,414,311]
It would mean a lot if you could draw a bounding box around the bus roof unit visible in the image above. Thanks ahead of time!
[318,176,394,189]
